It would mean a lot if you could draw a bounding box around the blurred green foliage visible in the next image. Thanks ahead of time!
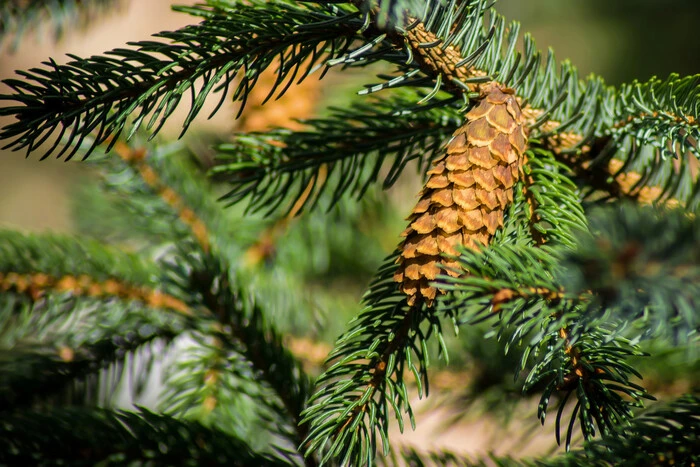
[498,0,700,85]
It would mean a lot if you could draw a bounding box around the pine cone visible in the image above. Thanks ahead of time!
[394,83,528,306]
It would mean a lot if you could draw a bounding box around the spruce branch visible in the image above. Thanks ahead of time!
[0,230,155,287]
[359,0,426,29]
[529,327,651,450]
[300,253,427,464]
[437,243,567,341]
[0,1,362,160]
[338,0,698,210]
[608,74,700,163]
[0,231,192,410]
[521,147,587,249]
[561,203,700,343]
[436,203,699,451]
[236,53,323,133]
[301,289,439,465]
[218,0,696,216]
[0,407,284,465]
[335,0,603,143]
[160,251,316,464]
[97,138,213,252]
[2,0,696,212]
[0,232,316,462]
[0,230,191,316]
[0,328,175,412]
[240,174,319,267]
[77,134,337,464]
[436,242,649,447]
[575,74,700,210]
[393,395,700,465]
[214,94,461,215]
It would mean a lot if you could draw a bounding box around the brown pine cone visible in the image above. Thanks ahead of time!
[394,82,528,306]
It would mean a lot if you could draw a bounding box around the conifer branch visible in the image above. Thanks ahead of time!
[520,148,587,248]
[78,135,319,462]
[1,329,175,411]
[558,393,700,466]
[393,394,699,465]
[342,0,597,142]
[0,1,362,160]
[242,167,323,267]
[343,0,698,211]
[165,253,315,464]
[0,408,284,465]
[217,0,696,218]
[215,94,459,214]
[561,204,700,343]
[301,291,436,465]
[108,139,211,252]
[2,0,696,213]
[0,231,192,316]
[0,240,314,461]
[0,233,164,306]
[236,56,323,133]
[0,270,191,315]
[437,203,699,449]
[443,258,651,450]
[0,232,191,410]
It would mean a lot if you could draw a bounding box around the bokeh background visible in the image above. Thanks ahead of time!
[1,0,697,459]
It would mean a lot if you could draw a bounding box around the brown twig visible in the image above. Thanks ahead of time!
[0,271,191,316]
[109,140,212,253]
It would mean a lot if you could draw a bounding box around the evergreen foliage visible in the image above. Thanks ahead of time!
[0,0,698,465]
[0,0,120,48]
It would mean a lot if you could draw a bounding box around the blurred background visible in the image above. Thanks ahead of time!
[1,0,697,460]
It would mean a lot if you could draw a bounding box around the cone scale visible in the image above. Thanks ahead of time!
[394,83,528,306]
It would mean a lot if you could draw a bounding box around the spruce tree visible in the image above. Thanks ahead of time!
[0,1,698,465]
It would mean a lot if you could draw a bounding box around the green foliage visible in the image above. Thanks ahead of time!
[438,204,699,451]
[522,148,587,248]
[600,74,700,209]
[0,408,284,465]
[0,120,397,463]
[301,264,442,464]
[0,1,362,160]
[0,128,393,463]
[562,204,700,343]
[0,231,177,408]
[0,0,698,466]
[440,244,652,448]
[0,0,120,48]
[214,92,461,214]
